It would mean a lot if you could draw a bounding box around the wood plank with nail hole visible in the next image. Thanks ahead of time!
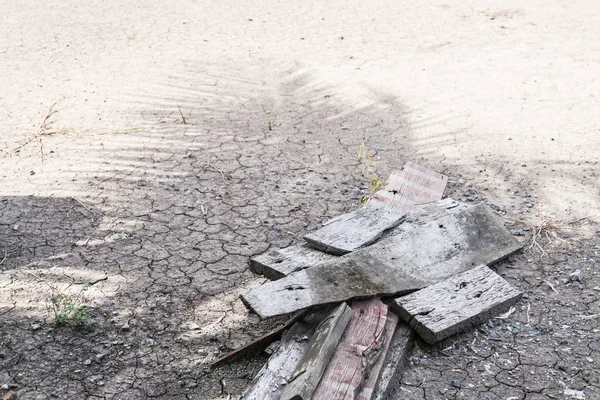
[312,299,389,399]
[241,204,522,319]
[280,303,352,400]
[250,199,469,281]
[241,321,313,400]
[250,244,337,280]
[303,207,406,255]
[368,161,448,211]
[393,265,522,344]
[370,321,414,400]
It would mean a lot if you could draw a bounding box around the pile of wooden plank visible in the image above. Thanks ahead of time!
[231,163,523,400]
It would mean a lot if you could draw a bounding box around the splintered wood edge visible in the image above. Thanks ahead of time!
[393,265,522,344]
[280,303,352,400]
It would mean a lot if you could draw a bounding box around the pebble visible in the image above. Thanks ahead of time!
[96,353,105,361]
[450,380,462,389]
[31,323,42,331]
[83,359,92,366]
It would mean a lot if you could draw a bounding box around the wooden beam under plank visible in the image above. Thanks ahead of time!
[250,244,337,280]
[392,265,522,344]
[241,204,522,319]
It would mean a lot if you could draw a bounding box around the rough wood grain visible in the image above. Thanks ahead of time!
[250,244,337,280]
[241,322,313,400]
[369,161,448,211]
[303,207,406,255]
[1,392,16,400]
[241,204,522,319]
[393,265,522,344]
[250,199,469,281]
[280,303,352,400]
[355,311,400,400]
[312,299,388,399]
[370,321,414,400]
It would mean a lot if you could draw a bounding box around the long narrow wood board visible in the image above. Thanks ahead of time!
[241,204,522,319]
[355,311,400,400]
[304,207,406,255]
[241,321,313,400]
[370,321,414,400]
[250,244,337,280]
[393,265,522,344]
[250,199,469,281]
[312,299,389,399]
[280,303,352,400]
[369,161,448,211]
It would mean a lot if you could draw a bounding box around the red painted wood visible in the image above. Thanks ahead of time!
[312,298,388,400]
[356,312,399,400]
[370,161,448,210]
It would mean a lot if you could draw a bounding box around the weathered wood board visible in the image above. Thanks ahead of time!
[393,265,522,344]
[303,207,406,255]
[280,303,352,400]
[241,204,522,319]
[369,161,448,211]
[250,244,337,280]
[312,299,389,399]
[250,199,469,281]
[355,311,399,400]
[370,321,414,400]
[241,321,313,400]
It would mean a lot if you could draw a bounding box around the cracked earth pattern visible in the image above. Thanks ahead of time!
[1,0,599,399]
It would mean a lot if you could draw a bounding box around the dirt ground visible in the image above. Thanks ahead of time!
[1,0,599,399]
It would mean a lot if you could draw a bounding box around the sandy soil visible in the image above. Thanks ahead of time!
[0,1,599,399]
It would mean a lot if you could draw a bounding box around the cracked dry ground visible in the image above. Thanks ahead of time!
[1,131,599,400]
[1,1,600,399]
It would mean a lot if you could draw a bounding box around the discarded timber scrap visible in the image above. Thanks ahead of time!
[311,298,394,400]
[232,162,524,399]
[280,303,352,400]
[368,161,448,210]
[303,207,406,255]
[250,198,469,281]
[393,264,523,344]
[251,162,450,280]
[241,203,522,319]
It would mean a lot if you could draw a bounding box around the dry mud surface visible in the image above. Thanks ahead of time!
[1,1,599,399]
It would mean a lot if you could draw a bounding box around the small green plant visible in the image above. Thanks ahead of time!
[267,119,274,131]
[128,218,140,237]
[357,143,386,203]
[177,104,194,124]
[48,293,89,327]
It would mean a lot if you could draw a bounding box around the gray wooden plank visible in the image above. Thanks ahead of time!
[370,321,415,400]
[303,207,406,255]
[241,321,313,400]
[241,203,522,319]
[250,244,337,280]
[393,265,522,344]
[280,303,353,400]
[312,298,389,399]
[250,199,469,281]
